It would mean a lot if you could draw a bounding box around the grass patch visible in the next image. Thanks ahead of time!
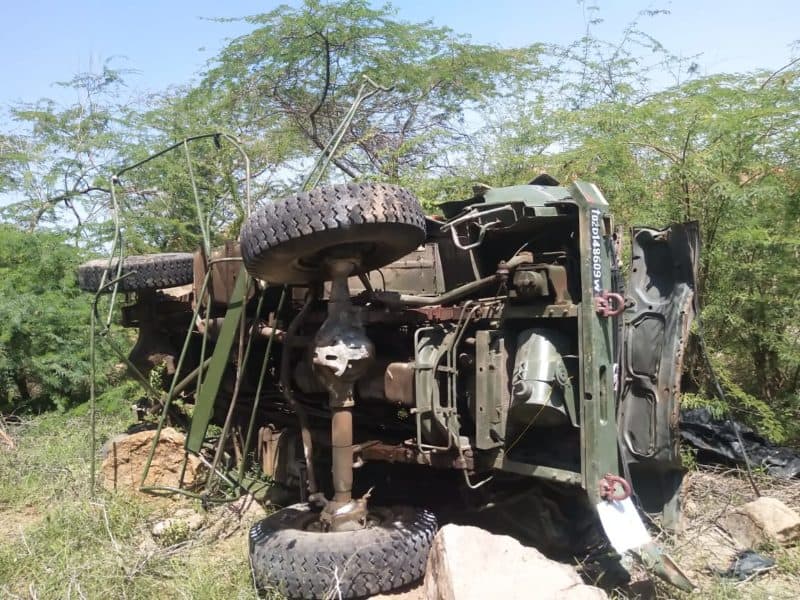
[0,397,273,599]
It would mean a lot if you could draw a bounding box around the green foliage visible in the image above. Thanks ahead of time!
[0,225,105,412]
[157,520,191,547]
[115,134,253,253]
[681,393,726,419]
[0,64,131,246]
[84,0,545,251]
[679,442,699,471]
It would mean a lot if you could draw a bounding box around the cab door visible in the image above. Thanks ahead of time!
[618,222,700,527]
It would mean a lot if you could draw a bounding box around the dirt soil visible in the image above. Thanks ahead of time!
[100,427,203,492]
[642,465,800,599]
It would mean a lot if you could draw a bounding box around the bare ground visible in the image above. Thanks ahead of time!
[634,465,800,600]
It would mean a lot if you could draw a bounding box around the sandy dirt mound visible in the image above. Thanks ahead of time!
[101,427,203,491]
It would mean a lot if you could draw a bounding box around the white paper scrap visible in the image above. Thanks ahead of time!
[596,497,651,554]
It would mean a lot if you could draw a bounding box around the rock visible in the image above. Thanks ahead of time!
[423,524,608,600]
[678,528,739,579]
[100,433,132,458]
[101,427,203,492]
[151,518,176,537]
[720,496,800,548]
[151,511,204,537]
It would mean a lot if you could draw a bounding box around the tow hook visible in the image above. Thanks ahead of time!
[594,291,625,317]
[598,473,631,501]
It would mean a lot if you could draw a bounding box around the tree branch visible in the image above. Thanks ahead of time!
[308,31,332,141]
[759,56,800,90]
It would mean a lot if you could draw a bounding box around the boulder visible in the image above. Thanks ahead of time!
[719,496,800,548]
[423,524,607,600]
[101,427,203,492]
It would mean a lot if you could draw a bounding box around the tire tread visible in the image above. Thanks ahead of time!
[77,253,194,293]
[249,504,437,599]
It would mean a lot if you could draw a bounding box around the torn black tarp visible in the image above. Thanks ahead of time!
[717,550,776,580]
[680,408,800,478]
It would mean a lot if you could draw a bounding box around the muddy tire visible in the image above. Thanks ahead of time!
[77,253,194,293]
[239,183,426,284]
[249,503,437,599]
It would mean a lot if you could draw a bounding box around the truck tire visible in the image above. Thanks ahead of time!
[249,503,437,599]
[240,183,426,284]
[77,253,194,293]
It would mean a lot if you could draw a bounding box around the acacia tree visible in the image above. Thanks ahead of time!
[2,1,546,247]
[0,65,134,246]
[97,0,547,247]
[196,0,542,184]
[0,225,93,411]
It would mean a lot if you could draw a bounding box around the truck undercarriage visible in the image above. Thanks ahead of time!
[82,167,699,598]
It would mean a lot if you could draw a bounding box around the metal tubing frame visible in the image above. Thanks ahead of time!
[90,76,395,499]
[236,286,288,482]
[89,133,253,495]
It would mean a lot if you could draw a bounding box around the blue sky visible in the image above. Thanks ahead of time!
[0,0,798,113]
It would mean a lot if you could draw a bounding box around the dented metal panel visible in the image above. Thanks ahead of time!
[619,221,700,521]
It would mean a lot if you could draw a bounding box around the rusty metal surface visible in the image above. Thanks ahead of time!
[280,293,320,495]
[330,408,354,503]
[384,362,415,407]
[593,291,625,317]
[598,473,632,501]
[349,243,446,295]
[258,425,284,479]
[511,263,571,305]
[500,303,578,320]
[357,440,471,470]
[409,302,503,322]
[120,297,192,328]
[193,242,251,312]
[310,260,376,525]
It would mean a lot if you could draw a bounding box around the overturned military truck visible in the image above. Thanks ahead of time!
[80,177,699,598]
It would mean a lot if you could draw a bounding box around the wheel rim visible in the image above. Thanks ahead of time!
[293,506,396,533]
